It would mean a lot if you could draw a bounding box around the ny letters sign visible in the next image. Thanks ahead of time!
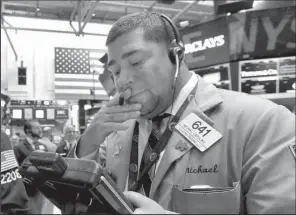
[228,6,295,60]
[180,6,295,70]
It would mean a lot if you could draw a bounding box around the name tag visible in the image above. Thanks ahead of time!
[175,113,222,152]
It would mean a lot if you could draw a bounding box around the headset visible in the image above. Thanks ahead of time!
[156,13,185,88]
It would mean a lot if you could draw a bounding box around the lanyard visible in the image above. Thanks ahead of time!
[128,83,198,191]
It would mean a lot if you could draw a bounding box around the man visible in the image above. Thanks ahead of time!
[70,12,295,214]
[40,126,57,152]
[10,134,20,147]
[14,120,48,214]
[14,120,48,165]
[1,92,30,214]
[56,124,76,156]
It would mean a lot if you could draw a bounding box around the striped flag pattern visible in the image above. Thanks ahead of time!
[54,47,109,100]
[1,150,18,172]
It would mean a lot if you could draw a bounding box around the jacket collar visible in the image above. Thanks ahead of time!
[194,74,223,113]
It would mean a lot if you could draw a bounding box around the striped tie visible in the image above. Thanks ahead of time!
[139,113,171,196]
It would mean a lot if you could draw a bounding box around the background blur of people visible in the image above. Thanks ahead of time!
[10,134,20,147]
[75,130,80,139]
[14,120,47,164]
[52,135,62,146]
[56,124,76,157]
[40,126,57,152]
[13,120,48,214]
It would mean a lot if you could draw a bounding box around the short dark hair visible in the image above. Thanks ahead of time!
[106,12,175,48]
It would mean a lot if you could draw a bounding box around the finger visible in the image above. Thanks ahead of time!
[123,191,150,208]
[105,103,142,114]
[107,88,132,107]
[107,93,122,107]
[87,121,129,134]
[103,122,129,133]
[133,209,145,214]
[105,111,140,123]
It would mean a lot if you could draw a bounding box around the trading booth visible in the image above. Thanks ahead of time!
[8,100,70,137]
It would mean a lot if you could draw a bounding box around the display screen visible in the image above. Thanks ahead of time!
[12,109,23,119]
[195,63,231,90]
[239,59,278,94]
[47,108,55,120]
[278,57,296,93]
[35,109,45,119]
[24,108,33,120]
[180,16,230,69]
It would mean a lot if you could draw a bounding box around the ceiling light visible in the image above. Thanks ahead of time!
[253,0,263,7]
[92,13,95,16]
[179,20,189,28]
[36,7,40,12]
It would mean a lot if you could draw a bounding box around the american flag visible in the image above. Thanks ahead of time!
[1,150,18,173]
[54,47,109,100]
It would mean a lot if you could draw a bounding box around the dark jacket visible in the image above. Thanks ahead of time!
[14,138,48,165]
[14,138,48,197]
[13,137,48,214]
[56,139,73,157]
[1,130,29,214]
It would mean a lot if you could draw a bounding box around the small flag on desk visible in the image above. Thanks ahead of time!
[1,150,18,172]
[54,47,109,100]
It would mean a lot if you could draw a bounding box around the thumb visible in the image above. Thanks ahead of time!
[123,191,150,208]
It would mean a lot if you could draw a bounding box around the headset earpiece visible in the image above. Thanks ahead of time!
[169,39,185,64]
[159,14,185,64]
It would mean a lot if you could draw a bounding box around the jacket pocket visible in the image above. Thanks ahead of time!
[171,181,241,214]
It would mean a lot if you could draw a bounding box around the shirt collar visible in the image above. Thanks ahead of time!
[163,72,198,116]
[26,136,34,144]
[26,136,36,149]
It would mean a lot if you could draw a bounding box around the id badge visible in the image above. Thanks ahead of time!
[175,113,222,152]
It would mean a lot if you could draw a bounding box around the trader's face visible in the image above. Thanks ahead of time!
[64,126,76,141]
[107,28,175,119]
[30,121,43,138]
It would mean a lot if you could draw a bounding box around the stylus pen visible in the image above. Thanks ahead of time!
[119,94,124,106]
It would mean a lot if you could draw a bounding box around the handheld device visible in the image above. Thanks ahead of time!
[29,151,68,175]
[90,168,134,214]
[19,152,134,214]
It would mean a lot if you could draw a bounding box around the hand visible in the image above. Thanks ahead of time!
[124,191,166,214]
[78,89,142,156]
[87,89,141,136]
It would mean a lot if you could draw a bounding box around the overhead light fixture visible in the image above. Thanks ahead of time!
[92,13,95,16]
[56,100,68,106]
[156,0,175,5]
[253,0,263,7]
[216,0,254,15]
[179,20,189,28]
[36,7,40,12]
